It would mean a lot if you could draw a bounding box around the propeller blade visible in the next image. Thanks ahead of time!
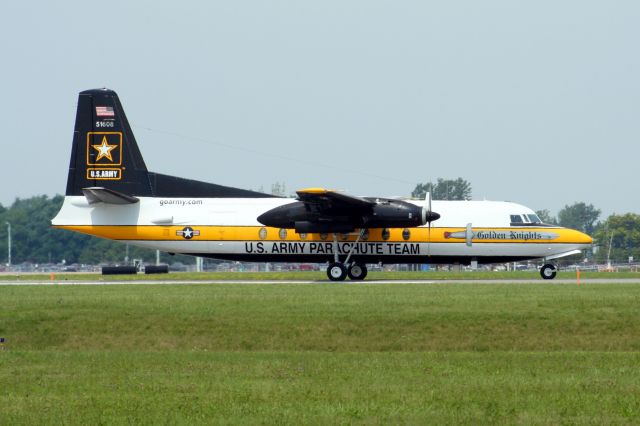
[428,220,432,257]
[421,191,441,225]
[426,192,431,256]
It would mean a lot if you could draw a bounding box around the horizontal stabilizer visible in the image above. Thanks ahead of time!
[82,187,140,205]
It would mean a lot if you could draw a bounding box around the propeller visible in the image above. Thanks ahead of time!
[421,191,441,224]
[421,191,440,256]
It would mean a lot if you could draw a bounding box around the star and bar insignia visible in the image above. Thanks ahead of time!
[176,227,200,239]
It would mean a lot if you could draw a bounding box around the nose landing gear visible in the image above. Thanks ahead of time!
[540,263,557,280]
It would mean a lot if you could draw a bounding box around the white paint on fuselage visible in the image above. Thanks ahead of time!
[52,196,591,262]
[53,197,536,228]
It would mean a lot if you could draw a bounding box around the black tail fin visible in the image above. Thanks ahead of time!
[65,88,275,199]
[65,88,153,196]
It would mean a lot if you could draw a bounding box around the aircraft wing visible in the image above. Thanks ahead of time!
[295,188,375,212]
[258,188,427,233]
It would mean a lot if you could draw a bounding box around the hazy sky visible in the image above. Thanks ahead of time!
[1,1,638,218]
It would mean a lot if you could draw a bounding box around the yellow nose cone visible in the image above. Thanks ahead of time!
[564,228,593,245]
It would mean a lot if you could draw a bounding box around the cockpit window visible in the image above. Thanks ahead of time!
[510,214,523,223]
[527,214,541,223]
[511,213,547,226]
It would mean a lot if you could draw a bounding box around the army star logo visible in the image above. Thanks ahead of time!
[92,136,118,162]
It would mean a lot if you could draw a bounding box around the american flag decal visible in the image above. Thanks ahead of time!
[96,106,115,117]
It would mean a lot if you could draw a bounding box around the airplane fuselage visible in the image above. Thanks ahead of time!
[52,88,593,281]
[53,196,592,265]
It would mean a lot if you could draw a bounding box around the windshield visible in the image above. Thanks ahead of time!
[527,214,541,223]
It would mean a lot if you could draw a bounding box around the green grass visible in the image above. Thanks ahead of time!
[3,351,639,424]
[2,283,640,424]
[2,269,640,281]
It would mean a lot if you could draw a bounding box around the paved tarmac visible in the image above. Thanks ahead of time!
[2,278,640,285]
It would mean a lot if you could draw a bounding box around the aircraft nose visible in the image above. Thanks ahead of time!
[570,229,593,245]
[580,231,593,245]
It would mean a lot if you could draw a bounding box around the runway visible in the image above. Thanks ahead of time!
[2,278,640,285]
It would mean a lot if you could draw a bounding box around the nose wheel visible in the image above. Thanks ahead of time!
[540,263,557,280]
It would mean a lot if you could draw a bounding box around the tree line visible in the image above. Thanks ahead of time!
[0,195,188,266]
[0,180,637,265]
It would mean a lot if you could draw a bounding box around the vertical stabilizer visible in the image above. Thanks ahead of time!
[65,88,153,196]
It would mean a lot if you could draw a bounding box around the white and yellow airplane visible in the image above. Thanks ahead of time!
[52,88,593,281]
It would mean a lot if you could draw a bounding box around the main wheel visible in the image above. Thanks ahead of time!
[540,263,557,280]
[348,263,368,281]
[327,262,347,281]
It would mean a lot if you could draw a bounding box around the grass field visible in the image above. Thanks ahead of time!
[2,283,640,424]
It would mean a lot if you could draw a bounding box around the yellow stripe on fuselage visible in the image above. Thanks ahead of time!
[53,225,592,245]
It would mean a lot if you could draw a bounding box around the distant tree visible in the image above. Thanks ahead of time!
[557,202,601,235]
[412,178,472,200]
[0,195,63,264]
[535,209,557,225]
[593,213,640,263]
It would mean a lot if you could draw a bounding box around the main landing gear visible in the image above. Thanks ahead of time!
[325,231,368,282]
[327,262,368,281]
[540,263,557,280]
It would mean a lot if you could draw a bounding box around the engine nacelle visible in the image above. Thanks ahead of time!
[257,198,439,233]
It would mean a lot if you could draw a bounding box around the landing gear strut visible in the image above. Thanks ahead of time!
[325,231,368,282]
[540,263,557,280]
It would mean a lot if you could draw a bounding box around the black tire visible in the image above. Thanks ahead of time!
[101,266,137,275]
[348,263,368,281]
[540,264,557,280]
[144,264,169,274]
[327,263,347,281]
